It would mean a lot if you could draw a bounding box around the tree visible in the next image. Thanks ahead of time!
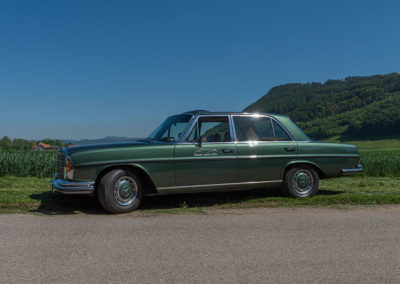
[0,136,12,150]
[244,73,400,139]
[41,139,55,145]
[55,139,62,147]
[12,138,25,150]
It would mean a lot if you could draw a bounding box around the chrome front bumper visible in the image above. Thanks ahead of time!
[50,175,95,194]
[341,164,363,175]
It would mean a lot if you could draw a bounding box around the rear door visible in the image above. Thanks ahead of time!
[233,115,297,182]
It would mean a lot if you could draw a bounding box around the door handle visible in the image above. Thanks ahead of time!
[222,148,235,153]
[284,146,296,152]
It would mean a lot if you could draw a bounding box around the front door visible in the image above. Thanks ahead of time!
[174,116,237,186]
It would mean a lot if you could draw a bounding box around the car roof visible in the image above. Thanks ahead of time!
[181,110,281,116]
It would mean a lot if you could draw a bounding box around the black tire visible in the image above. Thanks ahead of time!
[282,165,319,198]
[97,169,143,213]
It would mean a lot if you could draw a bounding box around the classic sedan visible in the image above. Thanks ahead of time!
[51,110,363,213]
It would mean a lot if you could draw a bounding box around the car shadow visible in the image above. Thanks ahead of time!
[140,188,345,210]
[29,187,345,215]
[29,192,105,215]
[317,189,345,196]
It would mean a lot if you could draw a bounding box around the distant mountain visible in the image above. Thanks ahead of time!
[61,136,140,145]
[244,73,400,140]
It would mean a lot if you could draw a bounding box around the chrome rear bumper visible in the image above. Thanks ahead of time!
[51,175,95,194]
[341,164,363,175]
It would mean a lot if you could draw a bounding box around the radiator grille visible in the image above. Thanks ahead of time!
[57,152,66,178]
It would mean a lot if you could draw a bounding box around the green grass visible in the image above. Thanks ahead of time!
[1,176,399,214]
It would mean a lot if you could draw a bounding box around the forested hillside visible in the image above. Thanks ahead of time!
[244,73,400,139]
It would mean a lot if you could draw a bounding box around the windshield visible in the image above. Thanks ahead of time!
[148,114,193,142]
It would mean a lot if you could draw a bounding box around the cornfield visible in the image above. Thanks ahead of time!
[0,150,399,178]
[0,150,56,178]
[360,150,400,177]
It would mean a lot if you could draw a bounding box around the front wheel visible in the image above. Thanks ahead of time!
[282,165,319,198]
[97,169,143,213]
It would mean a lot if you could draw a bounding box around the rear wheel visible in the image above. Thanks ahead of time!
[98,169,143,213]
[282,165,319,198]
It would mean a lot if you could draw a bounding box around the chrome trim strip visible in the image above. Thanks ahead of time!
[228,114,237,141]
[158,180,283,191]
[298,154,360,158]
[236,155,297,159]
[341,164,363,175]
[74,157,236,168]
[51,176,95,194]
[184,141,237,145]
[234,140,297,144]
[180,140,297,145]
[73,154,360,168]
[271,117,277,139]
[174,156,236,161]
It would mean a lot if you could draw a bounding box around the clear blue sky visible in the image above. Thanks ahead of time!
[1,0,399,140]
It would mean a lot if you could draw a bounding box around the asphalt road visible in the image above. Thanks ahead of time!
[1,207,399,283]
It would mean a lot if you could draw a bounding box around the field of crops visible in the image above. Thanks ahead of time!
[0,149,399,178]
[0,150,56,178]
[360,150,400,177]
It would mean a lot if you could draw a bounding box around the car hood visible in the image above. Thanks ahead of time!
[65,141,150,154]
[64,140,175,167]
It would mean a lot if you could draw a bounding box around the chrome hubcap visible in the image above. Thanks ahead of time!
[292,169,314,195]
[296,173,310,189]
[114,176,138,206]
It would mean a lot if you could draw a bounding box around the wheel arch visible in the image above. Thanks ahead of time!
[95,164,158,194]
[283,161,326,180]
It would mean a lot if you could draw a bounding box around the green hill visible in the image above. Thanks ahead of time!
[244,73,400,140]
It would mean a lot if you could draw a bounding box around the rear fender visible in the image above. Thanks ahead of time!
[283,160,326,179]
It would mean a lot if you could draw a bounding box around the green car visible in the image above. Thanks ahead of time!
[51,110,362,213]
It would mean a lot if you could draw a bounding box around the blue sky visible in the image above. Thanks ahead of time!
[1,0,399,140]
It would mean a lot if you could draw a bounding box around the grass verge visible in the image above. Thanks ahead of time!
[0,176,399,215]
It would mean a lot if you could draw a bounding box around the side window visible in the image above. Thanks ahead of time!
[273,120,291,141]
[187,116,232,142]
[233,116,274,141]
